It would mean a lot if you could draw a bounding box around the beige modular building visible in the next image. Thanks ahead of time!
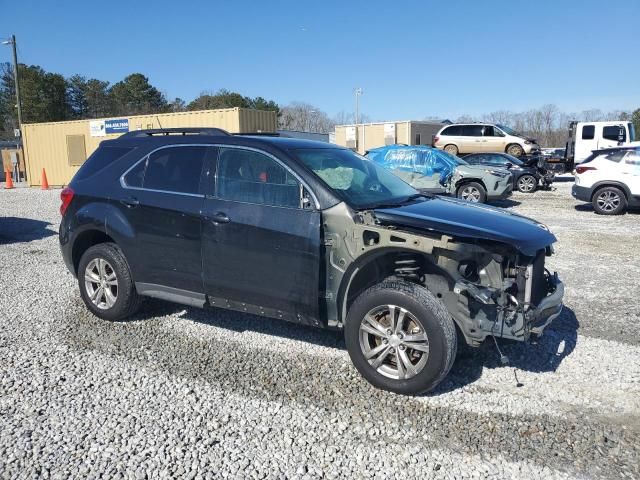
[22,107,277,187]
[334,121,445,154]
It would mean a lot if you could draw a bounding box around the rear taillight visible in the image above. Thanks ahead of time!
[60,187,74,216]
[575,166,596,174]
[434,136,440,145]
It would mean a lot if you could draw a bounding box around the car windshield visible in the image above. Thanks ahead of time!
[293,148,419,209]
[629,123,636,142]
[436,148,468,165]
[496,124,522,137]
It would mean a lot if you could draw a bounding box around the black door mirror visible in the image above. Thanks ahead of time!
[505,162,513,169]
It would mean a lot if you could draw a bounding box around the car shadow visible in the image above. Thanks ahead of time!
[0,217,57,244]
[574,204,640,215]
[431,307,579,395]
[491,198,521,208]
[131,299,578,394]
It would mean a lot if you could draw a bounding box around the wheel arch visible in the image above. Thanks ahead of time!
[590,181,631,201]
[72,230,116,275]
[454,177,487,192]
[336,247,455,325]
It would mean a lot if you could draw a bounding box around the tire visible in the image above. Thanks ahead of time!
[506,144,524,157]
[592,186,627,215]
[443,144,459,156]
[344,279,457,395]
[456,182,487,203]
[516,174,537,193]
[77,242,141,321]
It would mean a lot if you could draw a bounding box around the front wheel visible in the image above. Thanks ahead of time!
[344,280,457,395]
[517,174,537,193]
[592,186,627,215]
[456,182,487,203]
[78,243,141,321]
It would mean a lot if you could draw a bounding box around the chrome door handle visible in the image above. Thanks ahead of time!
[121,197,140,208]
[209,212,230,224]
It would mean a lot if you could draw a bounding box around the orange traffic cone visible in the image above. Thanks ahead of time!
[4,170,14,189]
[41,168,49,190]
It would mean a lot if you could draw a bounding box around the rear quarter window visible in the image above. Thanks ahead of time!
[73,146,134,181]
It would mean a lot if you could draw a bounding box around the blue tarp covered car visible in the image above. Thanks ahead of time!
[365,145,514,203]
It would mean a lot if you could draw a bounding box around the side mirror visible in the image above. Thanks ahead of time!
[505,162,513,169]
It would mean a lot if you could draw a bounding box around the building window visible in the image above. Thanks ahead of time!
[67,135,87,166]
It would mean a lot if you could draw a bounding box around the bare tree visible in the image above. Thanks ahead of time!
[279,102,335,133]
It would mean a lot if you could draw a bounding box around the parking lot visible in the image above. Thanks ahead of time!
[1,180,639,479]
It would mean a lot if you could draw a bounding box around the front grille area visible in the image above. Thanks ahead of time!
[530,249,547,306]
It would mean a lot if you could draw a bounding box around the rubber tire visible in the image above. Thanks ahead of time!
[516,174,538,193]
[592,186,627,215]
[443,144,459,156]
[456,181,487,203]
[344,279,457,395]
[506,144,524,157]
[77,242,142,321]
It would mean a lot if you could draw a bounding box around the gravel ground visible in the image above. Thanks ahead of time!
[1,180,639,479]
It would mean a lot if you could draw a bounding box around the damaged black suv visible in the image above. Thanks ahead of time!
[60,128,564,394]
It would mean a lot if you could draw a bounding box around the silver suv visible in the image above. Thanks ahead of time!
[434,123,540,157]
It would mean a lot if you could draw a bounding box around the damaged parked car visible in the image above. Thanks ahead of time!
[365,144,513,203]
[463,152,554,193]
[59,129,564,395]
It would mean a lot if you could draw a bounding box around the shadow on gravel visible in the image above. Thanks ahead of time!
[0,217,56,244]
[574,204,640,215]
[128,299,579,395]
[433,307,579,395]
[490,199,521,209]
[553,176,575,183]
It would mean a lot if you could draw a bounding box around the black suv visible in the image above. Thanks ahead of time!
[60,128,564,394]
[463,153,554,193]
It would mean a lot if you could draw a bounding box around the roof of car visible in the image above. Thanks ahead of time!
[108,129,340,151]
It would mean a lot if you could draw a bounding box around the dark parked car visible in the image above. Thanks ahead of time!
[463,152,553,193]
[59,128,564,395]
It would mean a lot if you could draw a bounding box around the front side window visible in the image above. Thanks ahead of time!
[295,148,417,209]
[582,125,595,140]
[482,126,495,137]
[142,146,208,194]
[603,125,626,142]
[217,148,301,208]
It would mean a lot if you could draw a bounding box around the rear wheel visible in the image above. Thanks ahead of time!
[344,280,457,395]
[443,144,459,156]
[78,243,141,321]
[517,174,537,193]
[506,144,524,157]
[457,182,487,203]
[592,186,626,215]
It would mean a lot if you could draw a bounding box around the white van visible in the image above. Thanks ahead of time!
[567,121,637,164]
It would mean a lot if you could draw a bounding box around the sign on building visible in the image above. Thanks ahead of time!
[105,118,129,134]
[89,120,106,137]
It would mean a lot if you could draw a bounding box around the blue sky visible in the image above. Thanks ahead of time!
[2,0,639,120]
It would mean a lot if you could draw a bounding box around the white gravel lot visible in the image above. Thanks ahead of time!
[0,180,639,479]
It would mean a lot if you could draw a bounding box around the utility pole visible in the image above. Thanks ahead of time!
[354,88,363,125]
[3,35,23,129]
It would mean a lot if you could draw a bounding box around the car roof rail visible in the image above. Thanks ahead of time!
[119,128,231,138]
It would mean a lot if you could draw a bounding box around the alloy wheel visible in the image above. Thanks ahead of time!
[596,191,620,212]
[460,186,481,202]
[358,305,430,380]
[518,176,536,193]
[84,258,118,310]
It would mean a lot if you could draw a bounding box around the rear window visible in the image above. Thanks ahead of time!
[73,146,134,181]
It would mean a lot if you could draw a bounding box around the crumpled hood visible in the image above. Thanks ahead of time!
[374,196,556,256]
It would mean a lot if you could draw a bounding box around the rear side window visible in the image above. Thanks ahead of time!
[603,126,626,142]
[74,146,133,181]
[217,148,300,208]
[462,125,483,136]
[482,126,495,137]
[142,146,207,194]
[581,125,595,140]
[441,125,462,136]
